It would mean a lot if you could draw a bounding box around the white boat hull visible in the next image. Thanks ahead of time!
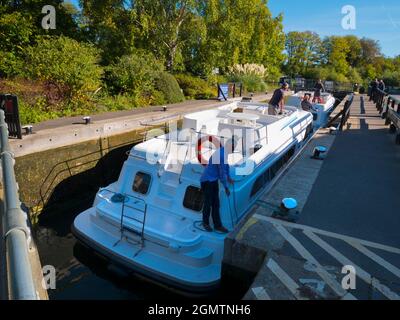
[73,102,314,292]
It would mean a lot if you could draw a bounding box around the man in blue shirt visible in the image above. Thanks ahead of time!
[200,146,233,233]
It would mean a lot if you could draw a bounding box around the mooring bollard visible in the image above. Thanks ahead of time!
[271,198,299,222]
[83,116,91,125]
[22,125,33,135]
[312,145,327,160]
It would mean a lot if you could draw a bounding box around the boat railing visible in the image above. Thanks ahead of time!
[98,188,147,245]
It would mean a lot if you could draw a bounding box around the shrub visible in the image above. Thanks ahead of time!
[19,98,58,125]
[0,51,25,77]
[105,51,164,98]
[0,11,33,55]
[228,64,267,78]
[154,72,185,104]
[207,74,228,86]
[0,12,33,77]
[96,94,144,112]
[175,74,215,99]
[228,63,268,93]
[347,68,362,84]
[25,36,103,100]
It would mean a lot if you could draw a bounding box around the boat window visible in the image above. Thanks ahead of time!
[250,146,296,199]
[132,172,151,195]
[183,186,204,212]
[282,147,295,166]
[263,168,272,183]
[251,175,265,197]
[270,160,281,178]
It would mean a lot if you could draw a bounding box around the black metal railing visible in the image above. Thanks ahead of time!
[291,78,354,94]
[326,94,354,131]
[0,94,23,139]
[371,88,388,113]
[382,95,400,145]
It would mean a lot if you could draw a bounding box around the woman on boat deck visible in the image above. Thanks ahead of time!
[200,146,234,233]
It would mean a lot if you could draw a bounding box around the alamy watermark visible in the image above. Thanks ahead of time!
[42,265,56,290]
[342,265,357,290]
[144,123,258,176]
[41,5,56,30]
[341,5,356,30]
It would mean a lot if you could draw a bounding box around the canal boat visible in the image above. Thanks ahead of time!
[73,101,313,293]
[286,91,337,128]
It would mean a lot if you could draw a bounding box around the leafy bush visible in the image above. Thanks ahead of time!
[0,51,25,77]
[207,74,228,86]
[0,12,33,77]
[154,72,185,104]
[96,94,143,112]
[19,98,58,125]
[0,12,33,54]
[25,36,103,99]
[105,51,164,99]
[175,74,215,99]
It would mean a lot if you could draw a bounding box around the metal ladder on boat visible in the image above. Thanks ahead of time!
[113,192,148,253]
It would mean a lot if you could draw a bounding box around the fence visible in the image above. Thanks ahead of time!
[326,94,354,131]
[382,95,400,145]
[292,78,354,94]
[0,109,37,299]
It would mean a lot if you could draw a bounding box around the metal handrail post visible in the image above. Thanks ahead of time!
[0,110,37,300]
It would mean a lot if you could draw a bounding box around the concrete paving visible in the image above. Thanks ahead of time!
[299,95,400,246]
[224,95,400,300]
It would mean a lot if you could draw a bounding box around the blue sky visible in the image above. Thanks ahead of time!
[268,0,400,57]
[68,0,400,57]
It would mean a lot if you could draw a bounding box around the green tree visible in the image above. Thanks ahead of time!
[343,35,362,67]
[324,36,350,75]
[80,0,137,65]
[285,31,322,77]
[360,38,381,65]
[133,0,198,71]
[193,0,284,77]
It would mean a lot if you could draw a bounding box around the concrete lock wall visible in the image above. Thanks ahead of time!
[14,124,168,223]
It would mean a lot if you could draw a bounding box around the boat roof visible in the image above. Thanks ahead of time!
[129,101,311,176]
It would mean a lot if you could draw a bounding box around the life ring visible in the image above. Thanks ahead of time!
[197,135,221,166]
